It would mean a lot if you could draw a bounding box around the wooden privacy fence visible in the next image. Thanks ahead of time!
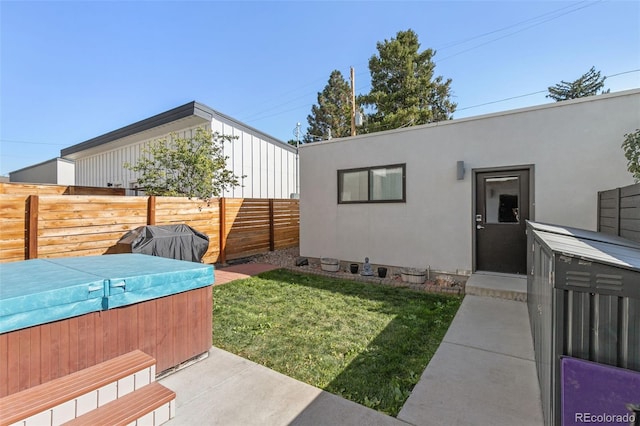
[0,182,126,196]
[598,182,640,242]
[0,195,299,264]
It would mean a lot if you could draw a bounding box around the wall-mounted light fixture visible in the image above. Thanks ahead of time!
[107,182,113,187]
[456,161,465,180]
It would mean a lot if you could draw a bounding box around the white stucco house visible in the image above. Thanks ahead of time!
[9,157,75,185]
[60,101,298,198]
[299,89,640,276]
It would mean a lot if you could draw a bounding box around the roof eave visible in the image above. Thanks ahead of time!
[61,101,211,157]
[60,100,297,156]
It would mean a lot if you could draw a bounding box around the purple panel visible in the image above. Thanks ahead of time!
[562,356,640,426]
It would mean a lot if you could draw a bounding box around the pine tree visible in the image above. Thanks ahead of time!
[304,70,353,143]
[547,67,609,101]
[362,29,456,133]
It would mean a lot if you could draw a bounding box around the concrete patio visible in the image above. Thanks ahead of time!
[160,268,543,425]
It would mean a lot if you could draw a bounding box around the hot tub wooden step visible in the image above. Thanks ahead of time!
[62,381,175,426]
[0,350,156,426]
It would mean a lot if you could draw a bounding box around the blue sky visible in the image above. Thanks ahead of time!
[1,0,639,176]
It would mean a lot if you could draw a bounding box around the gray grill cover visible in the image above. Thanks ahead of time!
[116,224,209,263]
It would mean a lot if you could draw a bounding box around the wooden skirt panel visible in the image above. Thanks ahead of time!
[0,286,213,397]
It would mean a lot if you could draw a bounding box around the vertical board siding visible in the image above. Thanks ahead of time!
[598,183,640,242]
[267,143,276,198]
[252,138,262,197]
[242,135,254,198]
[66,112,297,198]
[0,195,298,263]
[232,130,245,198]
[260,140,269,197]
[0,286,212,397]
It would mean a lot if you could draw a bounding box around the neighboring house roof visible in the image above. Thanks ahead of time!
[61,101,296,158]
[9,157,74,175]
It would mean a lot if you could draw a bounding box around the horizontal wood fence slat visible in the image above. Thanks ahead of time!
[0,182,126,196]
[598,183,640,242]
[0,193,298,264]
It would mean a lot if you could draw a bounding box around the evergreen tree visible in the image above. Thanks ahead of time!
[362,29,456,133]
[304,70,353,143]
[547,66,609,101]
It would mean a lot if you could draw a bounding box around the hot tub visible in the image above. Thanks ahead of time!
[0,254,214,397]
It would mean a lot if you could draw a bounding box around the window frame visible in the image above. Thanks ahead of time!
[337,163,406,204]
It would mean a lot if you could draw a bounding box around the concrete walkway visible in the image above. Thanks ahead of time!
[161,347,404,426]
[160,267,543,426]
[397,276,543,425]
[464,272,527,301]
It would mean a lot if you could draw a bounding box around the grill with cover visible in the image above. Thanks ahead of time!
[116,224,209,263]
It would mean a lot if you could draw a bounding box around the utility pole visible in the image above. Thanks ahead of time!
[350,67,356,136]
[294,122,301,197]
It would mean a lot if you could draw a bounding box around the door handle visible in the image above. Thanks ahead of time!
[476,225,485,230]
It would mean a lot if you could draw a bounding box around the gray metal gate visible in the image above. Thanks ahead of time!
[526,221,640,426]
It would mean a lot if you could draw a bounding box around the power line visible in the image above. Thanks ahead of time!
[606,69,640,79]
[435,1,596,51]
[289,68,639,128]
[234,1,606,128]
[241,66,372,123]
[436,1,602,63]
[247,66,639,130]
[456,90,548,112]
[456,69,639,112]
[245,102,314,123]
[0,139,67,146]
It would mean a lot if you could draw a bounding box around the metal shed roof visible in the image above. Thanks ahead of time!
[528,221,640,271]
[528,221,640,249]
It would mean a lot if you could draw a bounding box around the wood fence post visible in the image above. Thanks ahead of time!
[614,187,621,237]
[27,195,39,259]
[147,196,156,225]
[597,191,602,232]
[219,198,227,264]
[269,199,275,252]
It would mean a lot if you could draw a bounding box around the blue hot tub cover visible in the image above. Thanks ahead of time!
[0,259,105,333]
[0,254,214,333]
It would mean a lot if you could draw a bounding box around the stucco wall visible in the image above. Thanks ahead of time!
[299,89,640,274]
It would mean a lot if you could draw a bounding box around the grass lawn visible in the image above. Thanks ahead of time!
[212,269,462,417]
